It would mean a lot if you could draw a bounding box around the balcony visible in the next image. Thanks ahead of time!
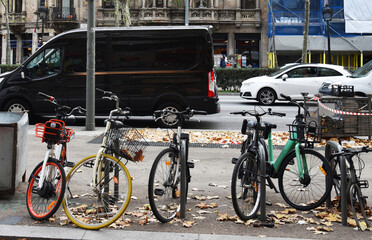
[7,12,27,34]
[50,7,78,33]
[97,7,261,27]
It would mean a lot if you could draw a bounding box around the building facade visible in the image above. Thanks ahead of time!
[0,0,269,67]
[268,0,372,69]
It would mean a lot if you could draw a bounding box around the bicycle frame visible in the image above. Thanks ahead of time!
[267,131,309,180]
[93,108,121,186]
[37,143,64,189]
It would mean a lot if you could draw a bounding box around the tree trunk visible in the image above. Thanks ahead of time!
[301,0,310,63]
[115,0,131,27]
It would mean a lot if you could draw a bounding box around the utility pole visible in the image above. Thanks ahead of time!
[185,0,189,26]
[86,0,95,130]
[301,0,310,63]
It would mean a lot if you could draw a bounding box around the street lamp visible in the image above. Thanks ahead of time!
[37,6,49,44]
[322,4,332,64]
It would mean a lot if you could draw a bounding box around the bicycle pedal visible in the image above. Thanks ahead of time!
[65,161,75,168]
[232,158,238,164]
[359,180,369,189]
[187,161,194,168]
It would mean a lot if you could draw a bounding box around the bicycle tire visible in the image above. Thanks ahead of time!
[148,148,180,222]
[231,152,261,221]
[324,141,346,199]
[278,149,332,210]
[26,158,66,221]
[349,183,371,230]
[62,154,132,230]
[179,140,188,219]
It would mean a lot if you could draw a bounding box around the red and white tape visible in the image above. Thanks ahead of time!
[310,97,372,116]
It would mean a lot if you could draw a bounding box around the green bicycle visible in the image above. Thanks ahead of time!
[231,94,333,221]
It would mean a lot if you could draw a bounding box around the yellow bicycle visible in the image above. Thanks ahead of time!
[62,89,147,229]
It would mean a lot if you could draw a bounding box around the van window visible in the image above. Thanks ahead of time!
[64,41,86,73]
[25,47,62,79]
[110,33,200,71]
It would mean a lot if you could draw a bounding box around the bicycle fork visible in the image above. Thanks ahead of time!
[36,144,61,190]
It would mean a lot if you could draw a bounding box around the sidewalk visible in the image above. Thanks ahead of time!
[0,126,371,240]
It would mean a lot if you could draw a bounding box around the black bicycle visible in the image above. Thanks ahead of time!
[325,141,371,230]
[148,108,207,222]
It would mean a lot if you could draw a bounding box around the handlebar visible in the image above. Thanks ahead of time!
[280,93,309,121]
[331,146,372,158]
[155,108,207,124]
[38,92,86,121]
[96,88,131,116]
[230,108,286,118]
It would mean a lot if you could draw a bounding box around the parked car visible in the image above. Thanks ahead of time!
[0,26,220,127]
[240,63,351,105]
[319,60,372,97]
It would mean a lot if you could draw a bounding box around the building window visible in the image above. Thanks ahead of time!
[241,0,255,9]
[235,33,260,68]
[195,0,209,8]
[156,0,163,7]
[103,0,114,8]
[15,0,22,13]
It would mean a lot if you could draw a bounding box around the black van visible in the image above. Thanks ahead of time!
[0,26,220,127]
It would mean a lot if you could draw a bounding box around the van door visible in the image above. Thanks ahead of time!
[22,45,67,114]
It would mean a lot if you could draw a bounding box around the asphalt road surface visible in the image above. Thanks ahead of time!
[89,95,299,131]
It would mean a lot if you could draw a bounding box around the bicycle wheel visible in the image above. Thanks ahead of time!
[231,152,261,221]
[349,183,370,230]
[26,158,66,221]
[179,140,188,219]
[278,149,332,210]
[62,154,132,230]
[324,141,346,198]
[148,148,181,222]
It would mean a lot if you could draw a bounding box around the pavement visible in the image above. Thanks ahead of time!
[0,125,372,240]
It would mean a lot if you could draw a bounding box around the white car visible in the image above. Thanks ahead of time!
[319,60,372,96]
[240,63,351,105]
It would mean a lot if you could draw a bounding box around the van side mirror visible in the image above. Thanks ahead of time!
[281,74,288,81]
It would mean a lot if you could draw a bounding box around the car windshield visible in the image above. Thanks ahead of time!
[351,60,372,78]
[269,64,297,77]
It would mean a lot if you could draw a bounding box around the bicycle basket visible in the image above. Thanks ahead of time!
[35,119,66,143]
[106,127,149,162]
[287,121,322,147]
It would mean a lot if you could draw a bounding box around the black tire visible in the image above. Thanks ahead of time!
[324,141,346,201]
[179,140,188,219]
[26,158,66,221]
[257,88,276,105]
[349,183,370,230]
[155,102,183,128]
[231,152,261,220]
[278,149,332,210]
[4,98,32,115]
[148,147,180,222]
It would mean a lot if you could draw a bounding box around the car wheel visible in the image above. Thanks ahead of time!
[257,88,276,105]
[155,102,183,128]
[4,98,32,114]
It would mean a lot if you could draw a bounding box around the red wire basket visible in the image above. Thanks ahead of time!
[35,119,73,143]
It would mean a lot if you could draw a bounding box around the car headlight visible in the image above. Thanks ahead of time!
[321,82,331,89]
[242,82,252,88]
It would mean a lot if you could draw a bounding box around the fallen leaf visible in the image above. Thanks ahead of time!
[216,213,229,221]
[182,221,194,228]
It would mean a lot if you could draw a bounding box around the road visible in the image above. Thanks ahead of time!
[117,95,298,131]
